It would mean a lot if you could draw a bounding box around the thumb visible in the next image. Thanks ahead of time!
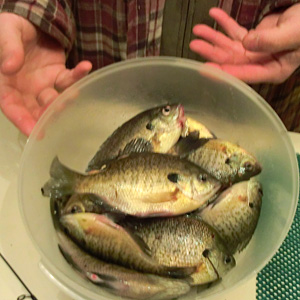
[0,13,25,74]
[243,22,300,53]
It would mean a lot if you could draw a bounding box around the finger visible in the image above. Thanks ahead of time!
[37,88,59,107]
[55,60,92,91]
[209,7,248,41]
[205,61,288,84]
[243,24,300,52]
[0,90,36,136]
[191,24,271,64]
[0,14,25,74]
[190,39,233,64]
[19,93,43,122]
[193,24,237,49]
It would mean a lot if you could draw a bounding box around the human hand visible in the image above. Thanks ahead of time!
[0,13,92,136]
[189,5,300,84]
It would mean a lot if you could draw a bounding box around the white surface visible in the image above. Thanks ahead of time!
[0,110,299,300]
[0,254,30,299]
[0,112,74,300]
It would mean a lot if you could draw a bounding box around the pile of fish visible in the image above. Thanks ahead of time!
[42,103,263,300]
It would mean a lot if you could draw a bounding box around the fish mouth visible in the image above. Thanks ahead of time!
[177,104,186,128]
[238,161,262,179]
[254,162,263,175]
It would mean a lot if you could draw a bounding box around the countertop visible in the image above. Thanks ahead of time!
[0,110,299,300]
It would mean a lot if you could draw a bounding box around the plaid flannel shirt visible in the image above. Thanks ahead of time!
[0,0,299,131]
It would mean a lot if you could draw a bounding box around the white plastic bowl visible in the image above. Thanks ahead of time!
[19,57,299,300]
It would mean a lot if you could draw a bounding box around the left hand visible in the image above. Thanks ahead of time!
[189,4,300,84]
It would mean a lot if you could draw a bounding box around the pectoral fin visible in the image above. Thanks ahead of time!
[121,138,153,156]
[173,137,210,157]
[94,214,153,257]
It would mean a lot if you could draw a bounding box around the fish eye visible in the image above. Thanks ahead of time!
[146,122,154,130]
[100,164,107,171]
[224,256,232,264]
[198,174,207,182]
[63,227,70,235]
[53,201,59,215]
[243,162,253,171]
[168,173,179,183]
[70,205,83,214]
[249,202,254,208]
[225,157,231,164]
[202,249,210,258]
[162,105,171,116]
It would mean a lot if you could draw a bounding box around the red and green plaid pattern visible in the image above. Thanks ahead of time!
[1,0,299,132]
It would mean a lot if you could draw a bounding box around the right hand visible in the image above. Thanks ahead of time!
[190,6,300,84]
[0,13,92,136]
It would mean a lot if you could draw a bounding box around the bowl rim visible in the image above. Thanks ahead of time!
[18,57,300,300]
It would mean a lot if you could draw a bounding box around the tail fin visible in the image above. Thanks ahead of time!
[42,157,78,198]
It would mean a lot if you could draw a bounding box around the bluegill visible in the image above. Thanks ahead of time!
[198,178,263,254]
[60,213,195,278]
[120,216,235,286]
[87,104,186,171]
[42,153,221,217]
[175,138,262,185]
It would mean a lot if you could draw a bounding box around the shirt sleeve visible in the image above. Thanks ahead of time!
[259,0,300,20]
[0,0,76,53]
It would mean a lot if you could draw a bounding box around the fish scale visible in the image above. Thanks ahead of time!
[136,218,210,266]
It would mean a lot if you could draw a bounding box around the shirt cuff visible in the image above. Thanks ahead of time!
[0,0,75,53]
